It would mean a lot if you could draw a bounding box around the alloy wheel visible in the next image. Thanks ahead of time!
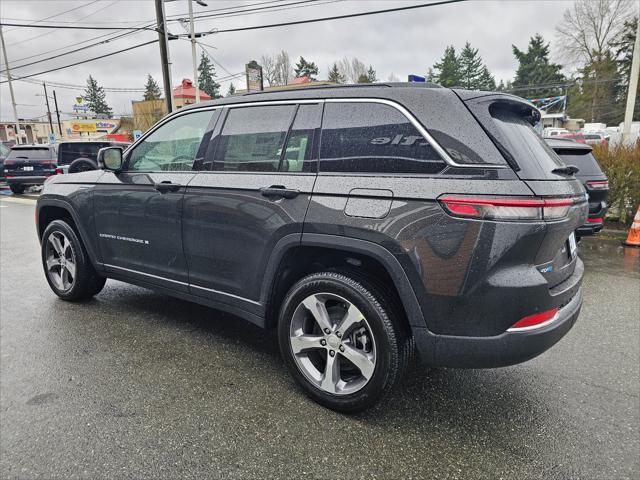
[45,231,76,291]
[289,293,377,395]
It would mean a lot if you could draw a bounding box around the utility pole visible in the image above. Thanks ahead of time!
[0,26,22,144]
[188,0,200,103]
[43,83,54,134]
[155,0,173,113]
[52,90,63,137]
[622,15,640,143]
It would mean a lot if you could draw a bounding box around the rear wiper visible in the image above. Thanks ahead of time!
[552,165,579,176]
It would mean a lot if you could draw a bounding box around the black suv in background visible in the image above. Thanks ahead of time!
[57,141,131,174]
[546,138,609,236]
[4,144,58,194]
[36,84,587,412]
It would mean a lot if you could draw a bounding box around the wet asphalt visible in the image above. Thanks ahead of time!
[1,197,638,480]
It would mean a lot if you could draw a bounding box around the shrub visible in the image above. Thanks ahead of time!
[592,141,640,224]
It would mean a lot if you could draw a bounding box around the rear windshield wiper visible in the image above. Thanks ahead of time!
[552,165,579,176]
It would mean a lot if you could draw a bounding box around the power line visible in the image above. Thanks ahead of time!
[0,21,154,31]
[0,40,160,83]
[213,0,466,34]
[2,0,102,32]
[6,0,122,47]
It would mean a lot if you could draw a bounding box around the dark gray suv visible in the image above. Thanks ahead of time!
[36,84,587,412]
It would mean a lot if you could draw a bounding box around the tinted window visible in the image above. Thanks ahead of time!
[58,143,107,166]
[281,104,321,173]
[214,105,296,172]
[128,110,213,172]
[320,103,445,174]
[7,148,53,160]
[489,106,564,179]
[558,151,603,176]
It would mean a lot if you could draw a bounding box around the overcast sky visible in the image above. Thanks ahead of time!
[0,0,577,121]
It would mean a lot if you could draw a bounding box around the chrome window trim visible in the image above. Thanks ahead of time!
[128,97,507,170]
[324,98,507,169]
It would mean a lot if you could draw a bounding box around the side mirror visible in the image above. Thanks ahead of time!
[97,147,123,172]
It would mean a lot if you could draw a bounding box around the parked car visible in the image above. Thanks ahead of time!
[582,132,608,146]
[55,140,131,174]
[547,138,609,236]
[544,127,569,137]
[36,85,587,412]
[4,144,58,194]
[0,143,10,181]
[556,132,586,143]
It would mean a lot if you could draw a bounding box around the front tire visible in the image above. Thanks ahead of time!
[41,220,106,301]
[9,184,25,194]
[278,271,409,413]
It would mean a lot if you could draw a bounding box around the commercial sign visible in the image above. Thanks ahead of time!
[245,60,263,93]
[73,96,89,112]
[71,122,97,133]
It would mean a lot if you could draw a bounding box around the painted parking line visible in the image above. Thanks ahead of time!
[0,196,38,205]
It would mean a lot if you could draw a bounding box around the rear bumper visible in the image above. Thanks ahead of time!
[413,258,584,368]
[6,176,48,186]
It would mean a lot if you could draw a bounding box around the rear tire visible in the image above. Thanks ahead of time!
[41,219,106,301]
[278,271,409,413]
[9,184,25,194]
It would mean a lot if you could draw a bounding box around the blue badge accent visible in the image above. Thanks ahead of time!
[539,265,553,273]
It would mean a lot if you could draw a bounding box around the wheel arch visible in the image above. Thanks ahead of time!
[37,198,101,269]
[260,233,426,332]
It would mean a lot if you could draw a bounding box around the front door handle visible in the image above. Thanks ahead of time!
[260,185,300,199]
[154,181,181,193]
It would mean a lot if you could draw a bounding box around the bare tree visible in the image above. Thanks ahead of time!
[260,50,293,86]
[556,0,635,64]
[387,72,400,82]
[338,56,367,83]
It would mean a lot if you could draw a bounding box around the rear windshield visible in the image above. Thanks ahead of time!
[58,143,107,165]
[489,106,565,179]
[557,151,603,176]
[6,148,53,160]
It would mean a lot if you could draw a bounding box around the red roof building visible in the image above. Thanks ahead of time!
[173,78,211,108]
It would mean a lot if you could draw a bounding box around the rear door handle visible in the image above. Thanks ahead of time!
[260,185,300,199]
[154,181,182,193]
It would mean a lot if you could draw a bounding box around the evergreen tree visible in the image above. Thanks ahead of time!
[143,74,161,101]
[568,52,620,124]
[432,46,460,87]
[227,83,236,97]
[512,34,565,99]
[83,75,112,117]
[478,65,497,91]
[294,56,319,80]
[198,52,221,99]
[327,62,345,83]
[357,73,371,84]
[366,65,377,83]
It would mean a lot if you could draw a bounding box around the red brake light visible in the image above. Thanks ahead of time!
[438,195,579,222]
[55,168,63,175]
[587,217,603,223]
[586,180,608,190]
[508,308,559,332]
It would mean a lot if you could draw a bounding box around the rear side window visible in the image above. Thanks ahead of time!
[57,143,107,166]
[214,105,296,172]
[320,102,446,174]
[6,148,53,160]
[557,151,603,176]
[489,106,564,179]
[281,103,322,173]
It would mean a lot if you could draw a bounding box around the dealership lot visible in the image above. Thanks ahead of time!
[1,197,638,479]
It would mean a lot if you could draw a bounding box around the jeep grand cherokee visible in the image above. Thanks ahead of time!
[36,84,587,412]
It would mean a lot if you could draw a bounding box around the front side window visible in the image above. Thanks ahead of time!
[214,105,296,172]
[320,102,446,174]
[127,110,213,172]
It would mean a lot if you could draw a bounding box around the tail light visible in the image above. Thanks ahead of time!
[586,180,608,190]
[55,168,63,175]
[587,217,603,223]
[507,308,558,332]
[438,195,581,222]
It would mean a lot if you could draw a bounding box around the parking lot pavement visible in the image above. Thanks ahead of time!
[1,198,638,480]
